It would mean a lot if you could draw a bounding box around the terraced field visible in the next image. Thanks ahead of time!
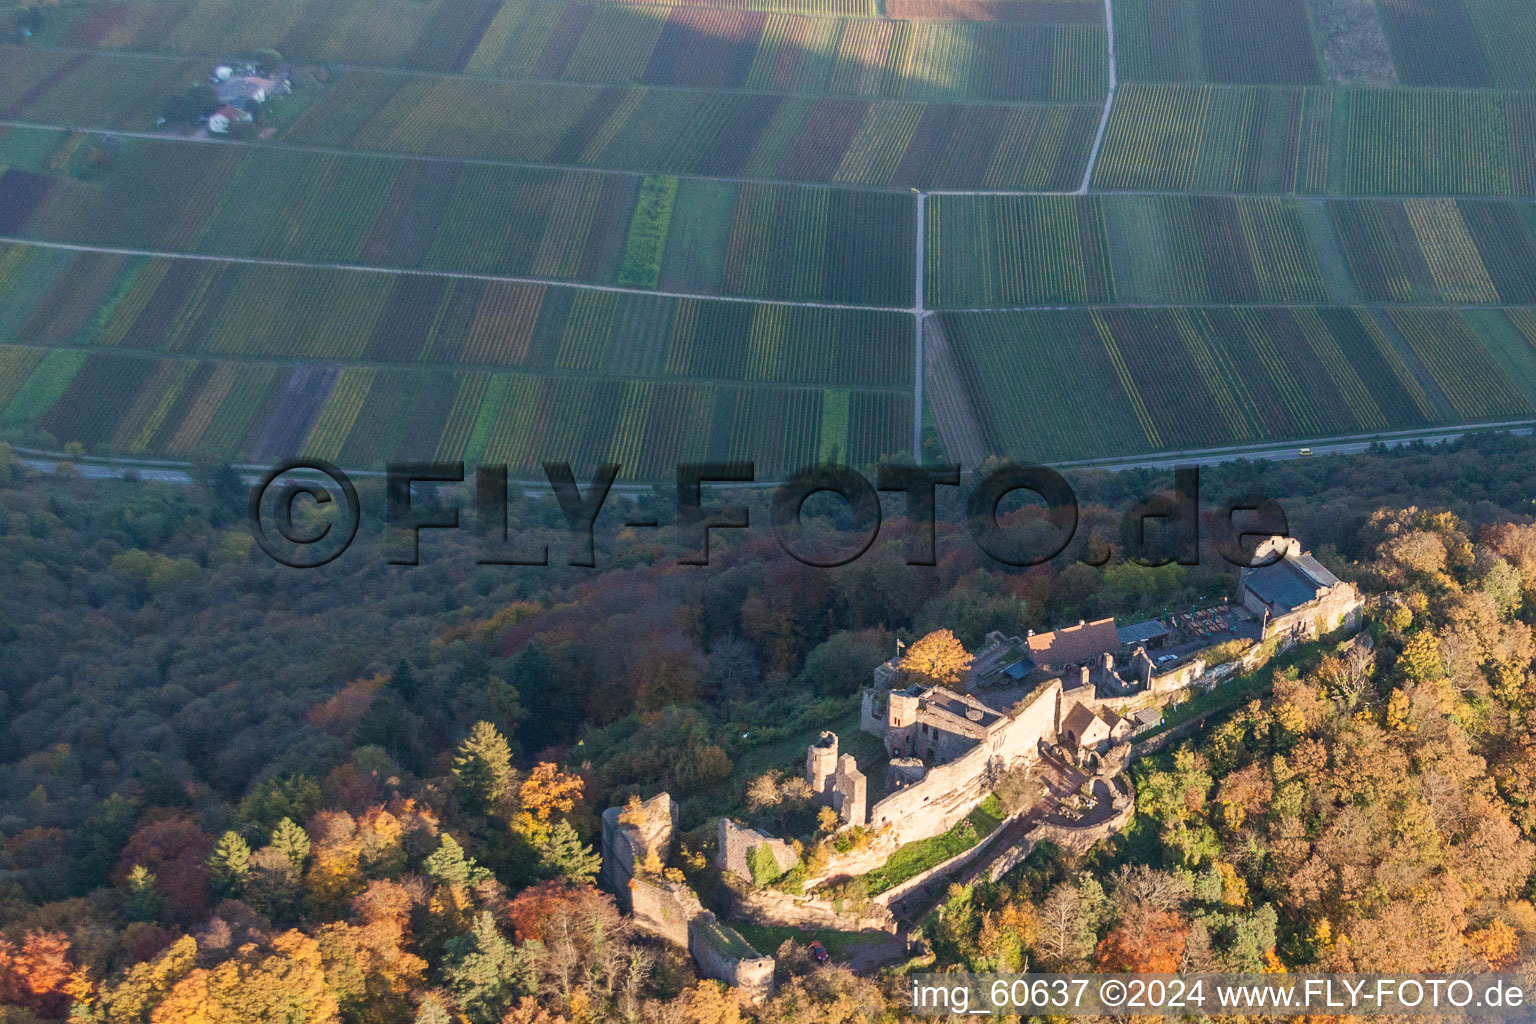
[5,0,1536,478]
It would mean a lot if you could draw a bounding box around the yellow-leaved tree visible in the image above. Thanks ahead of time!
[899,629,973,689]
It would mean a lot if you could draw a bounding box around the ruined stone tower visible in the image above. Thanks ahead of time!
[806,731,838,800]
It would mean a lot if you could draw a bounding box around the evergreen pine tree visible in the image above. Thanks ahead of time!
[207,831,252,897]
[424,834,493,890]
[125,865,159,922]
[452,721,514,815]
[535,819,602,884]
[444,911,536,1024]
[271,817,311,871]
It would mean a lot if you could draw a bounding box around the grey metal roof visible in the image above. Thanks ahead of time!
[1291,553,1341,588]
[1242,559,1324,612]
[1117,620,1170,645]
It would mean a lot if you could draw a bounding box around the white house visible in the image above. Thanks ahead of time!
[208,104,251,134]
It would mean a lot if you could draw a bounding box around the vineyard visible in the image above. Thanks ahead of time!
[0,242,914,384]
[41,0,1125,72]
[0,343,910,478]
[8,0,1536,478]
[1114,0,1320,84]
[1094,84,1536,196]
[291,67,1103,189]
[0,128,915,304]
[928,306,1536,463]
[0,46,1105,190]
[32,1,1108,102]
[925,194,1333,307]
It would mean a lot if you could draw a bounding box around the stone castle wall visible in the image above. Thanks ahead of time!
[725,885,897,935]
[718,818,799,882]
[630,875,702,948]
[599,793,676,912]
[865,680,1060,845]
[689,913,775,1006]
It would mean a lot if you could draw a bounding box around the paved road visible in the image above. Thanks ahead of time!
[17,420,1530,491]
[1077,0,1118,193]
[1050,420,1536,473]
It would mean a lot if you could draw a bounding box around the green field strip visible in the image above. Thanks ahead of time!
[1458,308,1536,407]
[617,175,680,288]
[0,347,86,430]
[462,373,514,466]
[817,388,851,463]
[0,244,75,338]
[1384,308,1533,420]
[0,345,48,410]
[657,180,734,293]
[1295,198,1358,302]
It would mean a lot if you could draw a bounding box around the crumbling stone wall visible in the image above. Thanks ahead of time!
[831,753,866,825]
[630,875,702,947]
[601,795,777,1005]
[1027,776,1135,855]
[689,913,775,1006]
[600,792,676,911]
[717,818,798,883]
[724,886,897,935]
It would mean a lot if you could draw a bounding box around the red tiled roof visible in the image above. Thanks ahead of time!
[1027,617,1119,668]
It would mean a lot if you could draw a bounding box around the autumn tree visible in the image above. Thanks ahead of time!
[745,770,814,832]
[92,934,197,1024]
[0,931,74,1017]
[897,630,973,689]
[1096,911,1190,972]
[514,764,584,842]
[244,844,303,924]
[1034,882,1097,970]
[150,930,339,1024]
[116,815,213,926]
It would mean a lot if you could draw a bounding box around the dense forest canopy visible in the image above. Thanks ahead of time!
[0,435,1535,1021]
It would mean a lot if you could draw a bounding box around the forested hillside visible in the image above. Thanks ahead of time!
[0,436,1534,1020]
